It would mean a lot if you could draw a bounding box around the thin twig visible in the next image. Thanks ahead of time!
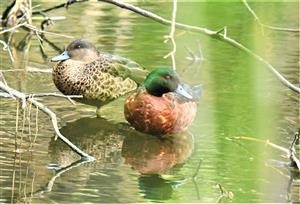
[228,134,299,171]
[0,22,73,38]
[163,0,177,70]
[0,23,26,35]
[226,136,289,154]
[26,93,82,105]
[32,0,89,15]
[288,130,300,169]
[0,40,14,63]
[31,16,66,21]
[23,23,74,38]
[29,106,39,150]
[0,92,12,97]
[0,81,94,160]
[0,72,16,99]
[216,183,234,203]
[98,0,300,94]
[192,159,202,178]
[22,158,92,201]
[27,66,51,73]
[0,67,52,73]
[242,0,300,32]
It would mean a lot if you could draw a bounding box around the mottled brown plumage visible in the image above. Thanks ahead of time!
[51,39,148,114]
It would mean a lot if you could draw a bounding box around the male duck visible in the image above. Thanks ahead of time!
[51,39,148,116]
[124,67,201,135]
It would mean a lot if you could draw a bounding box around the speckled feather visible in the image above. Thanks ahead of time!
[52,53,138,107]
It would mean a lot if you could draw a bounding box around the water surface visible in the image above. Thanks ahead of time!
[0,1,299,203]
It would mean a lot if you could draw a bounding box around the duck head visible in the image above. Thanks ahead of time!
[144,67,192,99]
[51,39,98,62]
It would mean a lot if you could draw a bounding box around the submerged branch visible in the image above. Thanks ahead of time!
[216,183,234,203]
[0,81,94,160]
[23,158,92,200]
[227,136,289,154]
[227,134,300,170]
[242,0,300,32]
[98,0,300,94]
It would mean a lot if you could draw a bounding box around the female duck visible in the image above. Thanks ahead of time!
[124,67,201,135]
[51,39,147,116]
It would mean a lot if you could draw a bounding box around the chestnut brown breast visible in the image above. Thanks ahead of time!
[124,90,197,135]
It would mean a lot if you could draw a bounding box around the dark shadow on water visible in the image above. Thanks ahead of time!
[138,175,174,201]
[49,117,129,166]
[23,117,195,202]
[20,117,129,202]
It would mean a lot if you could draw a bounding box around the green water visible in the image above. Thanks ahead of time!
[0,1,299,203]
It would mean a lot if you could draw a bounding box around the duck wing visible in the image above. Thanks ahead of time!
[103,53,149,85]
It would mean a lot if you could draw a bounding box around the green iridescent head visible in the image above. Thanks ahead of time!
[144,67,192,99]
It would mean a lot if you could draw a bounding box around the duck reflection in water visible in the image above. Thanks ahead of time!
[50,117,194,172]
[49,117,128,166]
[122,131,194,201]
[48,117,194,201]
[122,131,194,174]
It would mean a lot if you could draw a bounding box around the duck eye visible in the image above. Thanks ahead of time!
[164,75,172,80]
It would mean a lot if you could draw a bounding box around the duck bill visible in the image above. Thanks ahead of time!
[51,51,70,62]
[175,84,193,99]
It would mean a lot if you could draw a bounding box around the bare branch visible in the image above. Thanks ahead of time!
[0,72,16,99]
[26,66,51,73]
[163,0,177,70]
[0,22,73,39]
[0,22,26,35]
[0,81,94,160]
[226,136,289,154]
[242,0,300,32]
[0,67,52,73]
[0,92,11,98]
[216,183,234,203]
[32,0,89,15]
[1,0,32,27]
[289,130,300,169]
[227,135,300,170]
[23,23,74,38]
[0,40,14,62]
[40,17,66,31]
[23,158,92,200]
[98,0,300,94]
[26,93,83,105]
[97,0,220,35]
